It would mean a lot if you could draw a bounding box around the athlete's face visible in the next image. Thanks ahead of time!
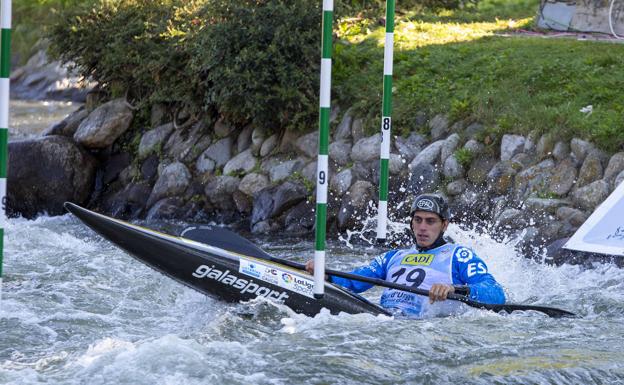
[411,211,449,247]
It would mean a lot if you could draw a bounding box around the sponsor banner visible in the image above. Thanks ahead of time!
[400,253,434,266]
[239,257,315,299]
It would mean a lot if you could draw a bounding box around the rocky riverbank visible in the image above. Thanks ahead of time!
[7,50,624,265]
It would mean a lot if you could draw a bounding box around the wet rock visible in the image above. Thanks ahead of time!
[443,155,464,180]
[146,162,191,208]
[514,159,555,198]
[237,125,253,153]
[603,152,624,182]
[195,155,216,175]
[495,208,527,230]
[556,206,588,229]
[570,138,594,164]
[301,162,317,184]
[43,107,88,137]
[395,132,426,161]
[295,131,318,158]
[500,134,525,161]
[407,162,441,196]
[264,157,306,183]
[140,155,160,183]
[165,121,212,163]
[272,181,308,218]
[440,133,460,164]
[524,197,569,215]
[351,118,366,143]
[103,152,131,185]
[463,139,484,155]
[329,140,352,167]
[572,179,609,211]
[251,127,267,156]
[239,173,270,197]
[548,158,577,196]
[389,153,405,175]
[464,122,485,139]
[510,153,532,169]
[251,187,275,226]
[260,134,279,157]
[429,114,450,140]
[409,140,444,168]
[74,98,133,149]
[488,161,517,195]
[233,190,252,213]
[536,134,555,160]
[467,156,497,185]
[576,150,604,188]
[351,134,381,163]
[7,136,97,218]
[330,168,353,196]
[205,176,240,211]
[552,141,570,162]
[446,179,468,196]
[146,197,185,220]
[138,123,174,159]
[615,170,624,189]
[200,137,233,169]
[223,149,257,176]
[285,200,315,233]
[335,109,353,140]
[337,181,375,230]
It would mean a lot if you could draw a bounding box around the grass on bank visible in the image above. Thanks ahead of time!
[333,0,624,152]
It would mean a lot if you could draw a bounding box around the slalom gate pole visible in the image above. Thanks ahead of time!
[0,0,11,303]
[376,0,395,243]
[314,0,334,299]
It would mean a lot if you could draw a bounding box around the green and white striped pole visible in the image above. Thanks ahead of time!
[376,0,395,243]
[0,0,11,302]
[314,0,333,299]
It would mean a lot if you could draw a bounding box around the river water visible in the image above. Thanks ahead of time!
[1,101,623,384]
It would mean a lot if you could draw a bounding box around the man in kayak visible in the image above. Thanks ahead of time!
[305,193,506,318]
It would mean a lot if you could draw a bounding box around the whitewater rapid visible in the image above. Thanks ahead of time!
[1,213,623,385]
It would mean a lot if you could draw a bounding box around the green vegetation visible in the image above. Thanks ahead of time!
[454,148,474,168]
[16,0,624,152]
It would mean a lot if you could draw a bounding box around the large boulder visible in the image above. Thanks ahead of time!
[146,162,191,208]
[500,134,526,161]
[409,140,444,167]
[571,179,609,211]
[337,181,375,230]
[164,120,212,163]
[223,149,257,176]
[576,150,604,188]
[351,134,381,162]
[43,107,89,137]
[73,98,133,148]
[7,136,96,218]
[548,158,577,196]
[138,123,174,159]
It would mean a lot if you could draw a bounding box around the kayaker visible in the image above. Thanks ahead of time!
[305,193,506,318]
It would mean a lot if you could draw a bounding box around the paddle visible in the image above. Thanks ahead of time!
[181,226,577,318]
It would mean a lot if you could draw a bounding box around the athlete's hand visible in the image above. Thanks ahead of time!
[429,284,455,303]
[305,260,315,274]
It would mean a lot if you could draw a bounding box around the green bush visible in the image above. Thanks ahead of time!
[190,0,321,131]
[49,0,322,133]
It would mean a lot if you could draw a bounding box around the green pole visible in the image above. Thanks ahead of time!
[376,0,395,242]
[314,0,333,299]
[0,0,11,301]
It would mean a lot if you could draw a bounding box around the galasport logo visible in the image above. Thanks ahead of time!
[193,265,289,301]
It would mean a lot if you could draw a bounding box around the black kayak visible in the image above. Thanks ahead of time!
[65,202,389,317]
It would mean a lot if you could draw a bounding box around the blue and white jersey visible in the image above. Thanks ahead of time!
[329,243,506,318]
